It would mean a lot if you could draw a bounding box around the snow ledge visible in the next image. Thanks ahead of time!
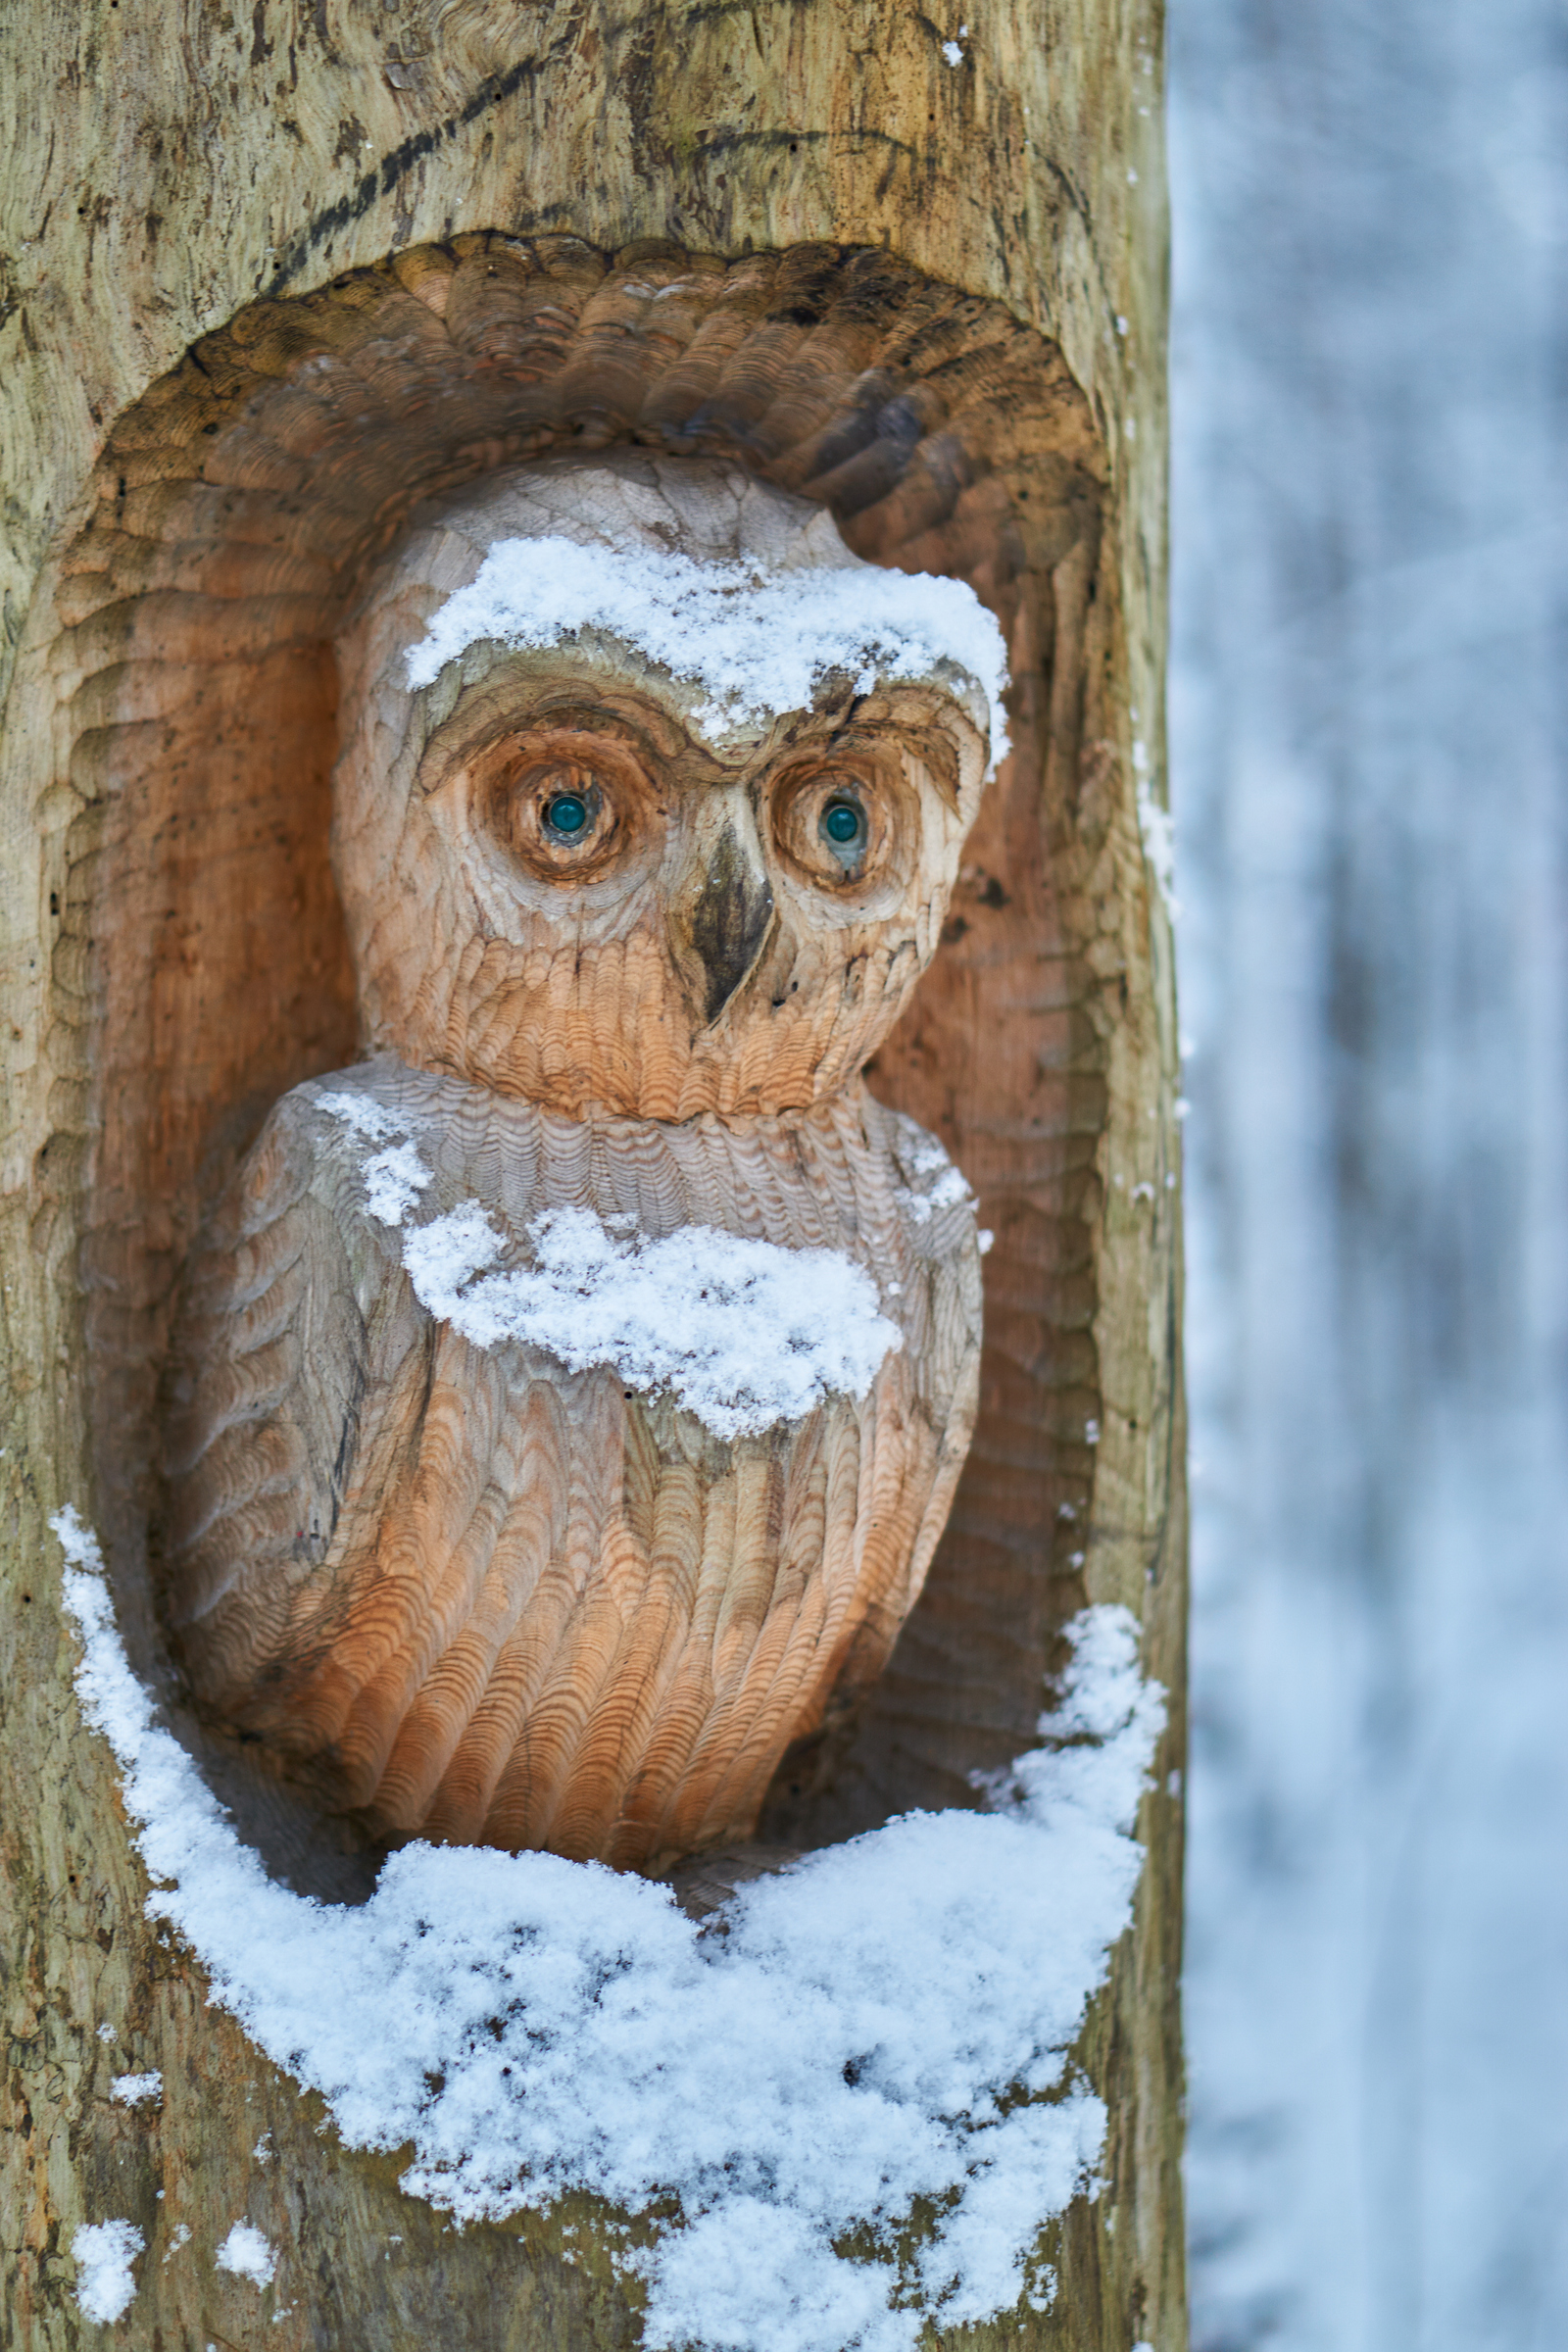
[54,1506,1162,2352]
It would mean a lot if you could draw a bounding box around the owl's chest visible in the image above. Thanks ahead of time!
[328,1062,963,1457]
[341,1101,937,1631]
[279,1066,978,1861]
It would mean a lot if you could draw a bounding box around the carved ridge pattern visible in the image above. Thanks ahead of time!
[159,1066,982,1870]
[47,233,1109,1872]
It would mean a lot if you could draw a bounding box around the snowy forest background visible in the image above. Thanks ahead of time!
[1170,1,1568,2346]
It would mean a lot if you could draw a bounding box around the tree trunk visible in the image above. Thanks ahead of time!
[0,6,1184,2348]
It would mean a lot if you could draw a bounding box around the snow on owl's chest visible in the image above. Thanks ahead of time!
[158,1062,981,1871]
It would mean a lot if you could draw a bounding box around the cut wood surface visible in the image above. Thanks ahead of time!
[161,1064,983,1877]
[151,456,989,1882]
[330,455,997,1125]
[0,7,1183,2349]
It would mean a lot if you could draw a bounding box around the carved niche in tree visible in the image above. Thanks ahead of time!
[156,454,1004,1873]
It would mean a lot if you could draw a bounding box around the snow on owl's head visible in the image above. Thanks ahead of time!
[332,455,1005,1121]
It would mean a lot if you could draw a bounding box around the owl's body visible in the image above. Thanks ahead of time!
[162,1059,981,1870]
[157,455,999,1872]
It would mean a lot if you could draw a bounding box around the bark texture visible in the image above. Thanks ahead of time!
[0,6,1182,2348]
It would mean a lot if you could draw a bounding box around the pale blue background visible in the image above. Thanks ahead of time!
[1170,4,1568,2344]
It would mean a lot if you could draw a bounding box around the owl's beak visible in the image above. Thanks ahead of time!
[672,792,775,1025]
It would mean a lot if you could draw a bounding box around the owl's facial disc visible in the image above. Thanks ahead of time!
[335,458,1001,1115]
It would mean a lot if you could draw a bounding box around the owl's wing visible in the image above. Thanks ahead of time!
[157,1087,416,1721]
[848,1095,987,1661]
[882,1099,986,1509]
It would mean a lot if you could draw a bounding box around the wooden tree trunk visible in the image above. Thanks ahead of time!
[0,5,1183,2347]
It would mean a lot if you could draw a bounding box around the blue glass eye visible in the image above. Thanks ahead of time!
[821,798,864,849]
[544,792,590,838]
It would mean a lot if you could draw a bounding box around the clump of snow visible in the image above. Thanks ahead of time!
[362,1139,433,1226]
[402,1202,902,1441]
[404,536,1010,772]
[317,1096,435,1231]
[216,2222,276,2289]
[1132,743,1177,912]
[54,1504,1162,2352]
[316,1097,903,1441]
[110,2071,162,2106]
[73,2219,144,2324]
[1137,779,1175,900]
[895,1129,976,1225]
[312,1089,401,1143]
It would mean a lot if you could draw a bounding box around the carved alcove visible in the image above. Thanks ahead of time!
[47,233,1117,1908]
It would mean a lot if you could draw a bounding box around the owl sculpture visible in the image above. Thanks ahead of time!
[158,455,1002,1874]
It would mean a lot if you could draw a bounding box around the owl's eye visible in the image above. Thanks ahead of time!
[543,791,591,838]
[522,766,609,859]
[771,759,898,893]
[820,798,866,852]
[481,732,657,883]
[457,716,664,892]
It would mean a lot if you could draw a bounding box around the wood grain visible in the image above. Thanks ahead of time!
[0,4,1182,2340]
[330,453,996,1124]
[159,1065,981,1871]
[148,456,990,1871]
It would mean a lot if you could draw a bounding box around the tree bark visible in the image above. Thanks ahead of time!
[0,6,1183,2348]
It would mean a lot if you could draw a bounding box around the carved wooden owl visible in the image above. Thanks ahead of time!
[158,456,995,1873]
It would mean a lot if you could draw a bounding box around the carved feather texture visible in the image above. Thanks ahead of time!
[159,1062,981,1871]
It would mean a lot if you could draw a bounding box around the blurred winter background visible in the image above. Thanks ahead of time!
[1169,2,1568,2346]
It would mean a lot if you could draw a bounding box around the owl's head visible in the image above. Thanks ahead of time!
[333,456,1005,1121]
